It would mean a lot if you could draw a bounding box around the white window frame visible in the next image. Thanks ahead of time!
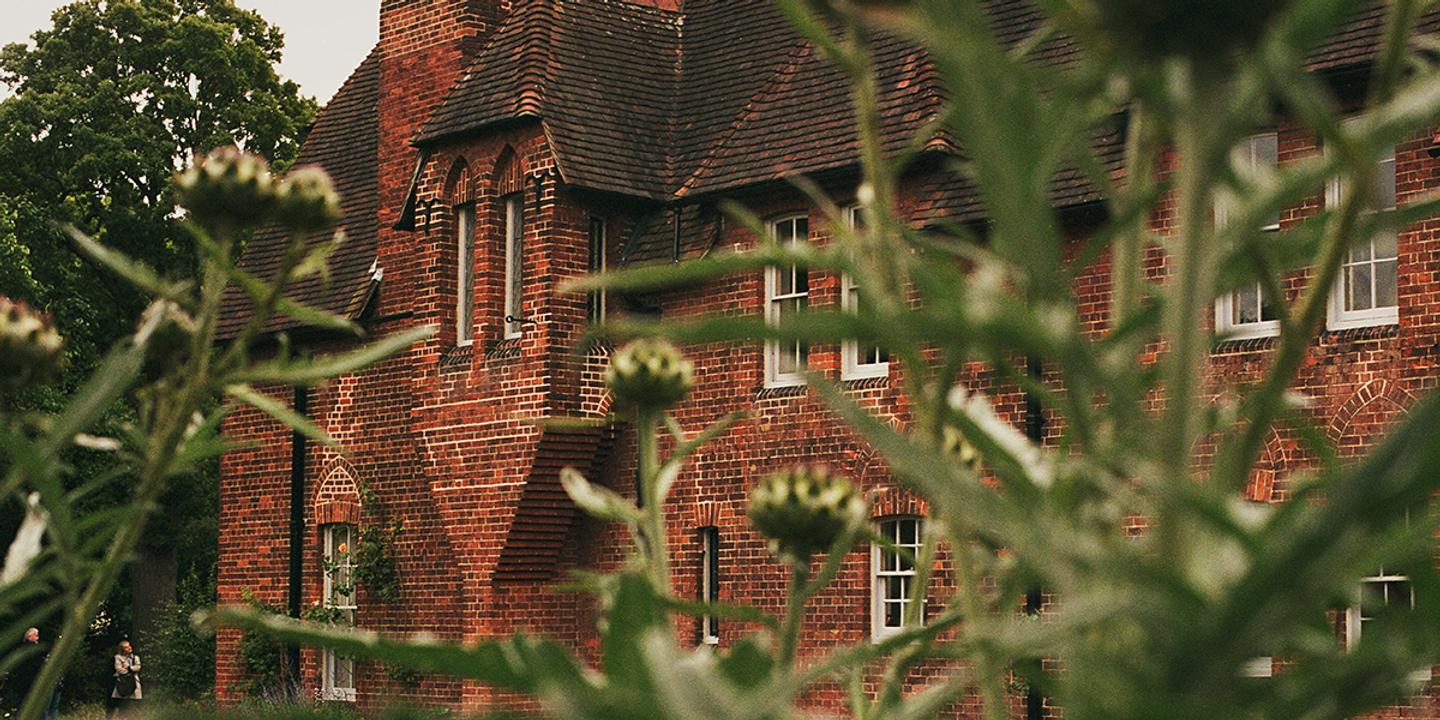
[322,524,357,702]
[587,216,608,325]
[700,526,720,646]
[503,193,525,339]
[1215,132,1282,340]
[841,205,890,380]
[765,215,809,387]
[1326,141,1399,331]
[1347,566,1431,683]
[456,203,476,347]
[872,517,924,642]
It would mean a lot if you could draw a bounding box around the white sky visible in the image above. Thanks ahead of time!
[1,0,380,104]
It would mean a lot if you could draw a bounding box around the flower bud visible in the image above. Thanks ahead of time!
[0,297,63,388]
[605,338,694,409]
[174,146,275,230]
[274,166,342,232]
[749,466,867,563]
[942,426,981,472]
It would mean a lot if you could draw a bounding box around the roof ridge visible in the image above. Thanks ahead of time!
[675,36,814,198]
[663,7,686,191]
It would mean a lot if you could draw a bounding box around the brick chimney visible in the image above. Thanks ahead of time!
[376,0,506,229]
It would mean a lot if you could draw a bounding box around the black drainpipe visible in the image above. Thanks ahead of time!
[286,385,309,687]
[1023,357,1046,720]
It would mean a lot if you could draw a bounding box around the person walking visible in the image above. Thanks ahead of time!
[107,639,141,717]
[5,628,45,716]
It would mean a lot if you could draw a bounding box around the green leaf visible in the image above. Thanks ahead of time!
[224,383,338,448]
[231,325,435,386]
[560,467,641,525]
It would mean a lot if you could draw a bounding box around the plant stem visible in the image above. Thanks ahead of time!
[778,561,811,669]
[636,407,669,592]
[1156,66,1226,564]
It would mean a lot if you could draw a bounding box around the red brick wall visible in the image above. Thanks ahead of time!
[217,11,1440,718]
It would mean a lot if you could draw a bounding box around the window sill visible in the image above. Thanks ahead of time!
[1213,334,1279,355]
[485,338,522,360]
[439,344,473,370]
[1327,307,1399,333]
[840,373,890,391]
[756,384,806,400]
[1321,323,1400,343]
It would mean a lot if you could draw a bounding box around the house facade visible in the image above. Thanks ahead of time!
[216,0,1440,715]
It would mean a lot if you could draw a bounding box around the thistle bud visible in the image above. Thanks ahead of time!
[942,427,981,472]
[749,466,867,564]
[605,338,694,410]
[274,166,342,232]
[0,297,63,388]
[174,146,275,230]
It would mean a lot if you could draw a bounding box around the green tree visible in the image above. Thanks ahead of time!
[0,0,315,702]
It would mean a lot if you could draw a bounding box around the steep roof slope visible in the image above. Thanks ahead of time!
[217,47,381,339]
[418,0,683,199]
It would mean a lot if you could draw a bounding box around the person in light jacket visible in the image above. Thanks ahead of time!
[107,640,141,717]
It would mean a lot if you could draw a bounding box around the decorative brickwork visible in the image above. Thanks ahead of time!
[216,1,1440,716]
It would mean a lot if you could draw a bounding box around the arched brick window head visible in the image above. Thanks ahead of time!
[448,160,475,347]
[493,148,526,339]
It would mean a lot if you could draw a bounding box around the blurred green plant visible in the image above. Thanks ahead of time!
[0,144,432,720]
[12,0,1440,718]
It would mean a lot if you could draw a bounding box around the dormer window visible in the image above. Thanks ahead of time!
[1328,141,1399,330]
[765,215,809,387]
[1215,132,1281,339]
[456,202,476,346]
[504,193,525,338]
[588,217,608,325]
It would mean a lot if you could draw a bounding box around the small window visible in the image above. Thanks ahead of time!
[1348,565,1415,652]
[1328,142,1399,330]
[456,203,477,346]
[765,216,809,387]
[322,524,357,701]
[588,217,608,325]
[503,193,525,338]
[699,527,719,645]
[841,206,889,379]
[1215,132,1281,339]
[872,517,923,641]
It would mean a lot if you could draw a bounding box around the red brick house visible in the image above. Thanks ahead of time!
[216,0,1440,714]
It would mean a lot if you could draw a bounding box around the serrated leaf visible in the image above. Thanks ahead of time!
[231,325,434,386]
[225,383,338,448]
[561,467,640,525]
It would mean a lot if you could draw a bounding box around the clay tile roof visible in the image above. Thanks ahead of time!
[217,47,382,340]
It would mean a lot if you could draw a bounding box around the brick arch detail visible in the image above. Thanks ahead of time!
[491,145,525,197]
[445,158,473,205]
[1327,379,1415,459]
[1245,428,1290,503]
[869,485,928,519]
[315,459,362,527]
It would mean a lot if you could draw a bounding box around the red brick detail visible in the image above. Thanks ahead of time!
[870,485,928,519]
[446,160,473,205]
[1324,377,1416,449]
[493,146,525,197]
[315,460,364,526]
[494,425,615,581]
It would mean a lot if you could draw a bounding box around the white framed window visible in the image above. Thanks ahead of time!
[322,524,357,702]
[456,203,476,346]
[587,217,607,325]
[841,206,889,380]
[872,517,923,641]
[699,527,719,645]
[503,193,525,339]
[1216,132,1282,339]
[765,215,809,387]
[1327,142,1398,330]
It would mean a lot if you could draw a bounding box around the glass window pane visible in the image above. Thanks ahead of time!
[1349,264,1373,311]
[1374,157,1396,210]
[778,266,793,296]
[1362,581,1387,614]
[1374,230,1397,260]
[1259,286,1277,322]
[1350,242,1372,263]
[794,266,808,294]
[885,601,904,628]
[1235,285,1260,324]
[1375,259,1397,308]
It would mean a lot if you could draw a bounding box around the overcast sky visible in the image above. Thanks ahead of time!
[2,0,380,104]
